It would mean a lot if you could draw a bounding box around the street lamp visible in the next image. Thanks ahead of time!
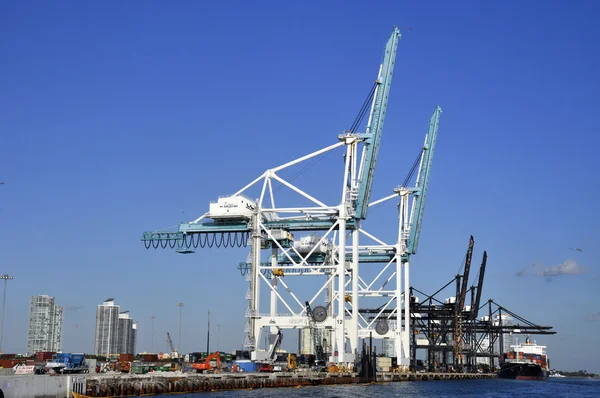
[151,316,156,352]
[176,302,185,353]
[0,273,14,354]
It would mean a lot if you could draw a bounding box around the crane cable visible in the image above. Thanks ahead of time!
[145,231,250,249]
[402,148,425,188]
[349,82,377,134]
[273,83,378,194]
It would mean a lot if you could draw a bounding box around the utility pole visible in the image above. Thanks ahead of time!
[151,316,156,352]
[176,302,185,353]
[206,310,210,354]
[0,274,14,354]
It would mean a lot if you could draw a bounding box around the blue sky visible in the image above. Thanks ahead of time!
[1,1,599,372]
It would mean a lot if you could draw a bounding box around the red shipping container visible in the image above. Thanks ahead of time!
[35,352,55,362]
[142,354,158,362]
[0,359,26,368]
[119,354,134,362]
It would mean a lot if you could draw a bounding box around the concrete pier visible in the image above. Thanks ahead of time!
[0,371,497,397]
[0,374,71,398]
[77,371,496,397]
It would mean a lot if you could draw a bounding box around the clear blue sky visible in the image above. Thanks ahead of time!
[1,1,598,372]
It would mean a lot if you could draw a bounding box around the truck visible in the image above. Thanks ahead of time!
[46,353,89,374]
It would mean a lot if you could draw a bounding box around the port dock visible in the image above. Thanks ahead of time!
[71,371,496,397]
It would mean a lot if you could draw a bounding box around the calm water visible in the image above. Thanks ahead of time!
[157,378,600,398]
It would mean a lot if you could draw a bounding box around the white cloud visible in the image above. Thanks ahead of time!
[585,313,600,322]
[516,259,584,278]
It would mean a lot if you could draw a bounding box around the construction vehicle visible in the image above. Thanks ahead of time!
[255,329,283,372]
[46,353,89,374]
[117,361,131,373]
[287,354,297,371]
[166,332,179,359]
[192,352,221,373]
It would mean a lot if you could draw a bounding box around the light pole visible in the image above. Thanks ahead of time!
[0,273,14,354]
[206,310,210,354]
[151,316,156,352]
[217,324,220,351]
[176,302,185,353]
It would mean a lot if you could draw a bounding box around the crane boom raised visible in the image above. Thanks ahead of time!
[355,28,401,220]
[406,105,442,254]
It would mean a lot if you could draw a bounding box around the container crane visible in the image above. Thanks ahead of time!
[363,105,442,365]
[455,236,474,367]
[140,27,443,366]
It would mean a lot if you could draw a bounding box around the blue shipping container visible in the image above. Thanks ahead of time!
[234,360,257,373]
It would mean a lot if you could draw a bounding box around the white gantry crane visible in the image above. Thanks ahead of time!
[142,27,442,367]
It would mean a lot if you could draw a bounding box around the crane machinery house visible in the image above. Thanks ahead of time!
[208,195,255,220]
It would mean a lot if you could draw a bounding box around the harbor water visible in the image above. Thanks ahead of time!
[154,377,600,398]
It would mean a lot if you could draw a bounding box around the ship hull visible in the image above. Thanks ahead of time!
[498,362,548,380]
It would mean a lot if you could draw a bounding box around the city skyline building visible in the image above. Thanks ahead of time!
[94,298,137,356]
[298,328,314,355]
[130,323,137,355]
[94,298,120,356]
[117,311,137,354]
[26,295,63,355]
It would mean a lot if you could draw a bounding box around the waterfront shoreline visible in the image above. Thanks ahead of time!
[75,371,497,397]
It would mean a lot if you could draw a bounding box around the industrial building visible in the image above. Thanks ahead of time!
[26,295,63,355]
[94,298,137,356]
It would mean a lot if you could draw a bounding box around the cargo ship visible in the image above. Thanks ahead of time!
[498,337,549,380]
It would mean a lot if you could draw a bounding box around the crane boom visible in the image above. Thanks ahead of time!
[471,251,487,319]
[266,330,283,362]
[458,236,474,312]
[166,332,176,355]
[406,105,442,254]
[355,27,401,220]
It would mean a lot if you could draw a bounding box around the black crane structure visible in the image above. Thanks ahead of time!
[359,235,556,373]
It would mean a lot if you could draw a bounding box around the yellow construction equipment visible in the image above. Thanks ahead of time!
[287,354,297,371]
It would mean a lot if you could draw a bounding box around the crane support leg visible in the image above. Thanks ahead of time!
[349,229,359,356]
[269,247,279,355]
[336,215,346,363]
[250,211,261,358]
[402,260,410,366]
[395,249,403,366]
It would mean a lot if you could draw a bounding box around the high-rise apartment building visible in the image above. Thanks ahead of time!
[94,298,137,356]
[298,328,329,356]
[298,328,314,355]
[130,323,137,354]
[27,295,63,355]
[94,298,120,356]
[117,311,138,354]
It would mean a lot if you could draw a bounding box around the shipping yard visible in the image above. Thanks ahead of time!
[1,14,582,398]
